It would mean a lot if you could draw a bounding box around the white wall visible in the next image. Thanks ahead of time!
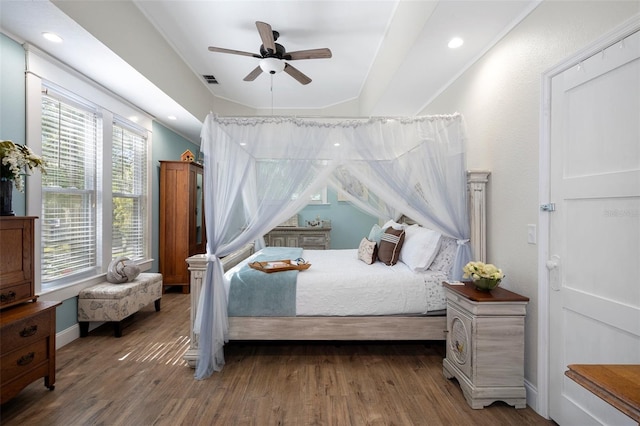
[421,0,639,407]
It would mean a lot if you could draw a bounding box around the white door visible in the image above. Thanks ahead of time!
[548,29,640,425]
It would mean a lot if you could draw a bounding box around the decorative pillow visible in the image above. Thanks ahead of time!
[368,224,385,245]
[377,228,406,266]
[429,236,458,273]
[357,238,378,265]
[399,226,442,272]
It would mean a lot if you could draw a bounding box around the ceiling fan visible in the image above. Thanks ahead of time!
[208,21,332,85]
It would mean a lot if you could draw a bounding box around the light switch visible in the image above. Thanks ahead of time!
[527,224,537,244]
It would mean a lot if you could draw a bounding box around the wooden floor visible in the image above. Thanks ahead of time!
[1,291,555,426]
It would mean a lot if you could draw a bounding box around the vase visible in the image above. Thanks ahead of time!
[473,277,501,291]
[0,179,14,216]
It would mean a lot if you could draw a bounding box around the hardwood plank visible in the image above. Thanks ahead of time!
[0,292,554,425]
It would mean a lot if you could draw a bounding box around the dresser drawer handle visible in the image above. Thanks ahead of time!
[17,352,35,366]
[20,325,38,337]
[1,291,17,302]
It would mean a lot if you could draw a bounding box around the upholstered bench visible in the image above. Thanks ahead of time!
[78,273,163,338]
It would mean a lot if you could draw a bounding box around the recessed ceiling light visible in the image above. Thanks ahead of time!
[42,32,63,43]
[448,37,464,49]
[168,115,177,120]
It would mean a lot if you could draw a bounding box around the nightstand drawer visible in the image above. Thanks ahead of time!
[1,339,49,383]
[1,308,52,354]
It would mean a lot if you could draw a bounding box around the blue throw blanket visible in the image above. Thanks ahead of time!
[228,246,303,317]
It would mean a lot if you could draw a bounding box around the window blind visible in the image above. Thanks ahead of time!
[41,95,98,284]
[112,123,147,260]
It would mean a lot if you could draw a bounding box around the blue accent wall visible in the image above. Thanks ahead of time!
[0,33,27,216]
[299,188,378,249]
[56,298,78,331]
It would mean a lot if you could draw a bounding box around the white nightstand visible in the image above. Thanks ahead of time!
[442,281,529,409]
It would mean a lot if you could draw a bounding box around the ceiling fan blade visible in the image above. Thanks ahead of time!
[286,48,332,60]
[284,63,312,85]
[243,66,263,82]
[256,21,276,54]
[208,46,261,58]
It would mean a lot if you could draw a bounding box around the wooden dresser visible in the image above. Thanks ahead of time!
[1,301,60,404]
[442,281,529,409]
[0,216,61,404]
[159,161,206,293]
[265,226,331,250]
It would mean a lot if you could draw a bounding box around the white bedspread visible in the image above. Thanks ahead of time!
[224,249,448,316]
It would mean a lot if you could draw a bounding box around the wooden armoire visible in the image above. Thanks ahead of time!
[159,161,206,293]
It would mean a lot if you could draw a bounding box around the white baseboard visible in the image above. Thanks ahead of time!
[525,378,547,418]
[56,324,80,349]
[56,322,104,349]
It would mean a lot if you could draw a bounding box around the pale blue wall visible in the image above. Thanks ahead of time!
[299,188,378,249]
[0,33,27,216]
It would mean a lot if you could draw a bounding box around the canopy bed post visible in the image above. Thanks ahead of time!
[184,171,489,368]
[184,246,254,368]
[184,254,207,368]
[468,170,490,263]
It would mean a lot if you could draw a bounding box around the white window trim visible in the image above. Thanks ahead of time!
[24,45,153,300]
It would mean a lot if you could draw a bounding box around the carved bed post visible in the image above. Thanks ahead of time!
[184,245,255,367]
[467,170,490,263]
[184,254,208,368]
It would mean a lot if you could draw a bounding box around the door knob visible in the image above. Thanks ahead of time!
[547,255,561,291]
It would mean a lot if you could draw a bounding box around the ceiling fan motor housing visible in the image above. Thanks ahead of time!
[260,42,288,59]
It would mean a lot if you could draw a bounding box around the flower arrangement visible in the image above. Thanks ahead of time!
[463,261,504,291]
[0,140,46,192]
[463,261,504,281]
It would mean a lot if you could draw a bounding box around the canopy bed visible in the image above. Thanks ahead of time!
[186,113,489,378]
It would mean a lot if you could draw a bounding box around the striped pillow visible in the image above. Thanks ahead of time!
[377,228,406,266]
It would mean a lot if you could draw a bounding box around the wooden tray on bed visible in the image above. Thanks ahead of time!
[248,259,311,273]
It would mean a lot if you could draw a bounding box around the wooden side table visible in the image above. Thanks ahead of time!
[442,281,529,409]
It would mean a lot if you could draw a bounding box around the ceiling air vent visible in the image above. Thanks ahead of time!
[202,74,218,84]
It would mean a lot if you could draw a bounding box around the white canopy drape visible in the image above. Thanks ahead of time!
[195,113,470,379]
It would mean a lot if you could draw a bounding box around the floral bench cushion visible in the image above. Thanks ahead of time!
[78,273,162,323]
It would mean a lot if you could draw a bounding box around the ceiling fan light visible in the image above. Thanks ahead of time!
[259,57,285,74]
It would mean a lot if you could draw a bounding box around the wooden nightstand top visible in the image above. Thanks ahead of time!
[443,281,529,303]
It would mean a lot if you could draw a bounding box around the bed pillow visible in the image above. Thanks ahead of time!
[399,226,442,272]
[428,236,458,273]
[357,238,378,265]
[377,227,406,266]
[368,224,385,246]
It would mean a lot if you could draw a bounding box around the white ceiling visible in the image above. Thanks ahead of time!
[0,0,539,143]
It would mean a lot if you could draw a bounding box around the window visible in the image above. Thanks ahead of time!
[25,50,153,296]
[40,94,99,285]
[37,87,150,292]
[112,122,147,261]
